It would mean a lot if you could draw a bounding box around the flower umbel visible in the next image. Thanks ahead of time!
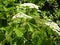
[45,19,60,35]
[12,12,32,19]
[21,3,39,9]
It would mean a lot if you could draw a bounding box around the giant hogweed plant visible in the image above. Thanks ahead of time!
[0,0,60,45]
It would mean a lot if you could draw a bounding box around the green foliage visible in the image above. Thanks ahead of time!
[0,0,60,45]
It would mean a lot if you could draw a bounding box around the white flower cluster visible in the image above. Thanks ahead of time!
[12,12,32,19]
[45,19,60,35]
[21,3,39,9]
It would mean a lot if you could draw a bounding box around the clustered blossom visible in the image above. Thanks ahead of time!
[45,19,60,35]
[12,12,32,19]
[21,3,39,9]
[13,3,60,35]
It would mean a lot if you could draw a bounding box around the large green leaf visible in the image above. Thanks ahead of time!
[14,28,23,37]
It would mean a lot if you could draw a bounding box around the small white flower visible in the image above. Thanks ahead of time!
[45,19,60,35]
[45,19,52,26]
[45,22,51,26]
[12,12,32,19]
[21,3,39,9]
[37,10,41,12]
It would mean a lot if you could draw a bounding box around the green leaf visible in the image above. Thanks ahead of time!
[27,23,34,32]
[14,28,23,37]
